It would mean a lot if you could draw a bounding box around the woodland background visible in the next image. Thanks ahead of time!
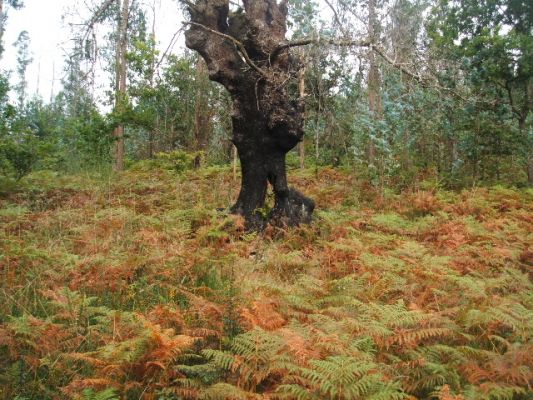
[0,0,531,188]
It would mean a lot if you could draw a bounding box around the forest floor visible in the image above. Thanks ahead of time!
[1,163,532,400]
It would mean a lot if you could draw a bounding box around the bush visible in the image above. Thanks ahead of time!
[0,141,36,181]
[130,150,200,173]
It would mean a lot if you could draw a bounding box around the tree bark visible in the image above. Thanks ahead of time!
[113,0,129,171]
[518,117,533,186]
[232,144,238,181]
[298,66,306,169]
[367,0,382,165]
[193,58,212,151]
[184,0,314,229]
[0,0,4,57]
[0,0,4,36]
[526,146,533,187]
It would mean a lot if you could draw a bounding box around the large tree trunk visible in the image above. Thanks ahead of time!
[184,0,314,229]
[230,111,313,229]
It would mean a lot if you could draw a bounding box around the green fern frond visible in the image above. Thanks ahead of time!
[365,382,408,400]
[275,384,319,400]
[482,384,527,400]
[81,388,119,400]
[199,382,260,400]
[202,349,237,371]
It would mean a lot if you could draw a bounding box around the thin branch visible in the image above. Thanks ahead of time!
[185,21,268,78]
[155,26,184,70]
[323,0,350,38]
[373,46,472,101]
[274,35,470,102]
[270,37,371,62]
[83,0,115,39]
[370,44,420,81]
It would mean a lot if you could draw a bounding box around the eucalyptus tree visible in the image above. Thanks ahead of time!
[429,0,533,184]
[74,0,132,171]
[12,30,31,108]
[0,0,23,58]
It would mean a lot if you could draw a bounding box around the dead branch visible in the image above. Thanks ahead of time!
[84,0,115,38]
[270,37,371,62]
[185,21,268,78]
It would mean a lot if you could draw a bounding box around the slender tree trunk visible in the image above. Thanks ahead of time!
[518,117,533,186]
[193,59,212,151]
[148,130,154,158]
[527,156,533,185]
[148,4,156,158]
[113,0,129,171]
[315,111,320,168]
[0,0,4,40]
[0,0,4,58]
[367,0,382,166]
[298,66,306,169]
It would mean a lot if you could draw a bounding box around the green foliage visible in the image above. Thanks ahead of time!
[130,150,198,173]
[81,388,119,400]
[0,140,35,181]
[428,0,533,184]
[279,356,407,400]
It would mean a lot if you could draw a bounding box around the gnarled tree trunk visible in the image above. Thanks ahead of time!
[184,0,314,229]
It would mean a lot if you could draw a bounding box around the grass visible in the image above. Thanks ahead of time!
[0,164,532,399]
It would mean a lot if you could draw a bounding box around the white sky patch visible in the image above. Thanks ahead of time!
[1,0,184,103]
[2,0,67,100]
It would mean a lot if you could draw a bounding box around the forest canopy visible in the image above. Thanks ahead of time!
[0,0,531,190]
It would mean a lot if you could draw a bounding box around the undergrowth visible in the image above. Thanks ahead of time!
[1,165,532,399]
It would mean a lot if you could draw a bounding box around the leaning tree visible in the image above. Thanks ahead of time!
[182,0,315,229]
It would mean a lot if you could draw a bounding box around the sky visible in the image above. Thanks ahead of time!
[1,0,184,103]
[1,0,337,105]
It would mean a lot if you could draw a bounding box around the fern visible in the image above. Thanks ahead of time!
[202,328,295,391]
[279,356,407,400]
[81,388,119,400]
[481,384,527,400]
[199,382,260,400]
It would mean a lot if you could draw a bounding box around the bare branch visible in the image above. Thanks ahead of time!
[270,36,371,62]
[185,21,268,78]
[323,0,350,38]
[155,26,184,71]
[85,0,114,31]
[371,45,471,100]
[272,34,470,102]
[370,45,420,81]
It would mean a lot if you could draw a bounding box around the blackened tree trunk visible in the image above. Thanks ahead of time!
[184,0,314,229]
